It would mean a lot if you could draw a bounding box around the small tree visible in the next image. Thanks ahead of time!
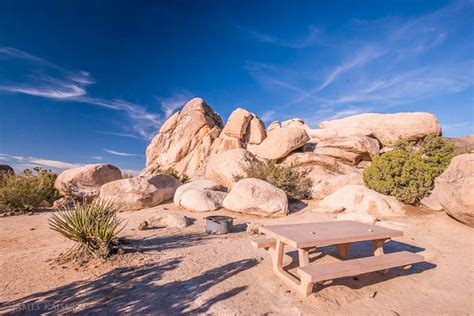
[0,167,60,213]
[364,135,456,204]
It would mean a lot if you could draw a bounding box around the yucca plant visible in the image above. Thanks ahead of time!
[49,200,125,262]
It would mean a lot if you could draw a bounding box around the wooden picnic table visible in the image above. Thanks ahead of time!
[252,220,424,297]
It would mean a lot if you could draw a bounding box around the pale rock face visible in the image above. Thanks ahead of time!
[319,185,405,217]
[267,121,281,134]
[147,213,189,229]
[221,108,253,138]
[281,118,309,129]
[179,189,227,212]
[54,164,122,200]
[318,112,441,147]
[316,136,380,159]
[223,178,288,217]
[174,179,227,212]
[209,136,243,154]
[205,149,261,189]
[313,147,362,165]
[245,115,266,144]
[311,173,364,200]
[256,127,310,160]
[421,154,474,227]
[142,98,223,177]
[99,174,181,211]
[281,152,358,175]
[173,179,226,204]
[210,110,266,155]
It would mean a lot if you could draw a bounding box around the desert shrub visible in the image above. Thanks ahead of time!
[0,167,61,213]
[154,166,190,183]
[364,135,457,204]
[49,200,124,262]
[236,160,312,200]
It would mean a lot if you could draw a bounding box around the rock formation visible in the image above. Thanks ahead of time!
[174,179,227,212]
[315,112,441,147]
[99,174,181,211]
[54,164,122,200]
[223,178,288,217]
[141,98,223,177]
[421,154,474,227]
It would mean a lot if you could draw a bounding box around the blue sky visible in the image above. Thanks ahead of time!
[0,0,473,174]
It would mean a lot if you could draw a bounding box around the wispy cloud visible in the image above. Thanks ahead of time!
[103,148,143,157]
[237,25,321,48]
[96,130,147,140]
[316,46,385,92]
[0,47,162,139]
[246,1,473,123]
[260,110,276,122]
[0,153,82,170]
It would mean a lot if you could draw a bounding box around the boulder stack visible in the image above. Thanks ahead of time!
[141,98,223,177]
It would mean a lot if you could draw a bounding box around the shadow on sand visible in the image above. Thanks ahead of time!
[0,257,258,315]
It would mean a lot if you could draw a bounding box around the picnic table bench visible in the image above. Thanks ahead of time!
[252,220,424,297]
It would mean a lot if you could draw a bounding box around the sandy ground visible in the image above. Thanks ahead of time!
[0,201,473,315]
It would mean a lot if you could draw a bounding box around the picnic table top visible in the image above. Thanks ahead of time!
[259,220,403,248]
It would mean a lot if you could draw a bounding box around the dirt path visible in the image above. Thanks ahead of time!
[0,203,473,315]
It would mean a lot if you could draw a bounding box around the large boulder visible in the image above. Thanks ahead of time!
[210,109,266,155]
[54,164,122,200]
[179,189,227,212]
[314,136,380,164]
[174,179,227,212]
[205,149,261,189]
[142,98,223,177]
[311,173,364,200]
[281,152,359,175]
[99,174,181,211]
[0,164,14,176]
[421,154,474,227]
[223,178,288,217]
[256,127,310,159]
[319,185,405,217]
[221,108,253,138]
[317,112,441,147]
[245,115,266,144]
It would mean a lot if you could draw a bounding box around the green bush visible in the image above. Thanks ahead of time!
[49,199,125,262]
[236,160,312,200]
[154,166,190,183]
[0,167,61,213]
[364,135,456,204]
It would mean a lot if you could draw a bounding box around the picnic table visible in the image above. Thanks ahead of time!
[252,220,424,297]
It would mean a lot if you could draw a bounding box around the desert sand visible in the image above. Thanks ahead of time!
[1,202,473,315]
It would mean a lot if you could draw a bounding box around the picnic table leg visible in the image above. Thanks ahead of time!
[267,240,313,295]
[373,239,385,256]
[298,248,310,267]
[337,243,350,259]
[373,238,391,274]
[270,240,285,274]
